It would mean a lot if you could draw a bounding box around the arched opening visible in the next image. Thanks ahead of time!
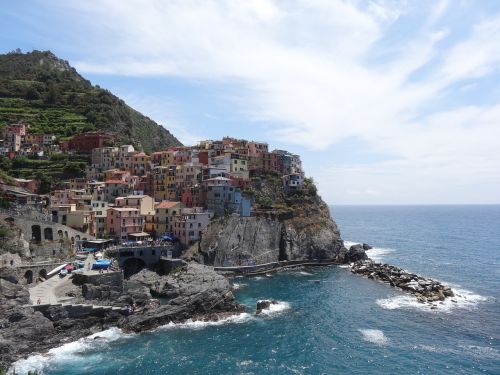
[58,230,63,239]
[75,235,80,241]
[31,225,41,243]
[44,227,53,241]
[24,270,33,284]
[38,269,47,280]
[123,258,146,278]
[71,237,74,244]
[64,231,68,238]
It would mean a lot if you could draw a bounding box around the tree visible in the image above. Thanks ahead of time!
[25,86,41,100]
[45,83,59,104]
[36,171,52,194]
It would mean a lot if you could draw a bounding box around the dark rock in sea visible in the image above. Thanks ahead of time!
[256,300,278,315]
[350,260,455,303]
[347,244,369,262]
[362,243,373,250]
[256,300,271,314]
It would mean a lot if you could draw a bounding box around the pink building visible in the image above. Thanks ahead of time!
[172,208,212,246]
[6,123,27,136]
[106,207,144,241]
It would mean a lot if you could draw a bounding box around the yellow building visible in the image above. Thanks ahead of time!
[153,201,184,235]
[153,165,178,202]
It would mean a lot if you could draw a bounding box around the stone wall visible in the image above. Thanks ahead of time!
[72,271,123,291]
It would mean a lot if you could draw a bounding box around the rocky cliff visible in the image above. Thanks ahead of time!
[0,263,242,370]
[188,195,346,266]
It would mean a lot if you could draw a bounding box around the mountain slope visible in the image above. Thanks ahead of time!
[0,50,181,152]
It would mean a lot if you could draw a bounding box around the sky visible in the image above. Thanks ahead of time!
[1,0,500,205]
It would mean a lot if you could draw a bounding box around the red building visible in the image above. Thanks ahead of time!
[198,151,209,165]
[66,132,114,153]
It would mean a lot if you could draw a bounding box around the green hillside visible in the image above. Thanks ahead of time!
[0,50,181,152]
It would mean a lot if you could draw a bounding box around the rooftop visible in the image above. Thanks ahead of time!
[155,201,181,209]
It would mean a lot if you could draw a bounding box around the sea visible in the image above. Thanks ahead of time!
[13,205,500,374]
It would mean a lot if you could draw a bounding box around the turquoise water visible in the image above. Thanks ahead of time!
[15,205,500,374]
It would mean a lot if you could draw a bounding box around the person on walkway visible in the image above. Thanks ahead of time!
[37,298,41,305]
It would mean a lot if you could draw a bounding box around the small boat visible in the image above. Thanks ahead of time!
[265,273,274,278]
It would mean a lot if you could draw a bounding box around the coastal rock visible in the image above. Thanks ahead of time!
[346,245,369,262]
[350,260,454,303]
[0,269,30,314]
[362,243,373,250]
[120,263,244,332]
[191,199,344,266]
[0,267,19,285]
[255,300,278,314]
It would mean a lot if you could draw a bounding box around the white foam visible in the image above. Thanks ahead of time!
[344,240,394,262]
[11,327,131,374]
[376,288,488,313]
[298,271,313,276]
[359,329,389,345]
[257,300,291,316]
[338,264,350,268]
[232,282,247,290]
[159,312,254,330]
[343,240,359,248]
[365,247,394,262]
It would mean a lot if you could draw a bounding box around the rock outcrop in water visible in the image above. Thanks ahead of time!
[350,260,455,304]
[120,263,244,332]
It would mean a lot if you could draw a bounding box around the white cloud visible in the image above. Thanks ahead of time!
[45,0,500,203]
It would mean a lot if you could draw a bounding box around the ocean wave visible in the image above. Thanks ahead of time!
[232,282,248,290]
[159,313,254,330]
[365,247,394,261]
[297,271,313,276]
[11,327,131,374]
[358,329,389,345]
[344,240,394,262]
[376,288,488,313]
[257,300,291,316]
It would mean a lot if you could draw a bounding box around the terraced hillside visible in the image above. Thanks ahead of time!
[0,50,181,152]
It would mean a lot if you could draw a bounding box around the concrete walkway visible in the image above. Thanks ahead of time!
[29,273,69,305]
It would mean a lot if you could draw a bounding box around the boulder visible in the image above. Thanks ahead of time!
[255,300,278,315]
[347,245,368,262]
[0,267,19,284]
[256,300,271,314]
[362,243,373,250]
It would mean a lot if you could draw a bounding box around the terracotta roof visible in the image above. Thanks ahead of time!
[155,201,181,209]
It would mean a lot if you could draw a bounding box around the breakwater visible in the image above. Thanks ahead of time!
[351,260,455,306]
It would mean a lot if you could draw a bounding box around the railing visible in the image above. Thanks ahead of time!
[213,258,338,274]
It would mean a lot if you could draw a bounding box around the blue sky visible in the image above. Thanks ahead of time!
[2,0,500,205]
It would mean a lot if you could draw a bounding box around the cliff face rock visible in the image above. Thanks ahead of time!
[193,197,345,266]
